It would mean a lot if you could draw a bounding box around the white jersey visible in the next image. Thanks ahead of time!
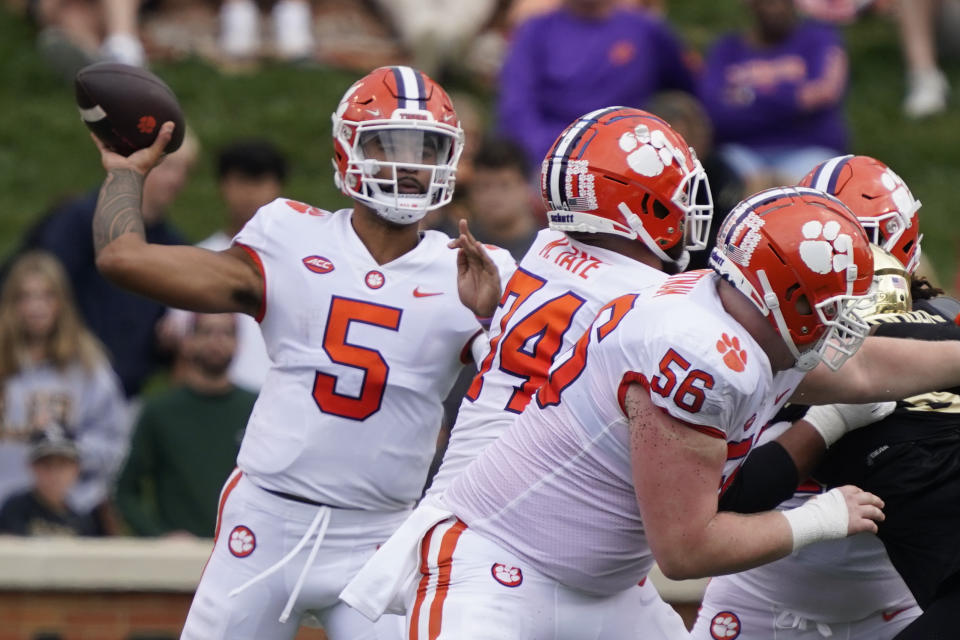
[233,199,515,510]
[426,229,668,496]
[445,270,806,596]
[706,419,915,623]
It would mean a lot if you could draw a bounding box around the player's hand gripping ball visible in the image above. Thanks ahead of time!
[75,62,185,156]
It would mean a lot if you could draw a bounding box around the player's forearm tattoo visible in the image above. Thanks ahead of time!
[93,169,146,253]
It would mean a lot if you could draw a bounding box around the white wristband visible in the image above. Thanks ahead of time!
[802,401,895,447]
[802,404,848,447]
[781,488,849,551]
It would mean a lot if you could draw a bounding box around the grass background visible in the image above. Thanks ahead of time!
[1,3,958,283]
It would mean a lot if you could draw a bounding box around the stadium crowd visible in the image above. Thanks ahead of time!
[2,0,960,639]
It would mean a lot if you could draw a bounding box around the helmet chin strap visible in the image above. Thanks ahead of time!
[617,202,685,268]
[756,269,820,371]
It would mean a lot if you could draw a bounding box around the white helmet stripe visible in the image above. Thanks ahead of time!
[547,106,619,209]
[811,154,853,193]
[719,186,799,250]
[396,66,421,110]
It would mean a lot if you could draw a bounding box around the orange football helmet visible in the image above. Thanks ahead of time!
[331,66,464,224]
[540,107,713,269]
[710,186,875,371]
[799,155,922,273]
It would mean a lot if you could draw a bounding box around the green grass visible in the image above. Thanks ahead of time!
[2,5,959,282]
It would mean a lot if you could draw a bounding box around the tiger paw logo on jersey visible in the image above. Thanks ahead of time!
[229,525,256,558]
[710,611,741,639]
[618,123,686,178]
[717,333,747,372]
[491,563,523,587]
[799,220,855,275]
[365,270,385,289]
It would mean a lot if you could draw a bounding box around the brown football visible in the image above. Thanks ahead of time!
[75,62,185,156]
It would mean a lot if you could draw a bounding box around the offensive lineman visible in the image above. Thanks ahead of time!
[344,106,712,636]
[89,66,515,639]
[352,185,960,638]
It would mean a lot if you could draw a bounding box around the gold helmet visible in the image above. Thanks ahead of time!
[861,244,912,319]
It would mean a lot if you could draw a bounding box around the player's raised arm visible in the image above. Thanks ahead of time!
[792,335,960,405]
[92,122,263,316]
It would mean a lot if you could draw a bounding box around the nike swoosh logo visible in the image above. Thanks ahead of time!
[413,287,443,298]
[775,388,792,404]
[882,606,912,622]
[366,108,382,117]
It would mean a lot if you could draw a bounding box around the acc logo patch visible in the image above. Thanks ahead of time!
[710,611,741,639]
[491,563,523,587]
[229,525,256,558]
[365,270,385,289]
[302,255,335,274]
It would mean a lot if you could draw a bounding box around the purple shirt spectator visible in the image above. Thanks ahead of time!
[497,4,695,172]
[700,20,848,155]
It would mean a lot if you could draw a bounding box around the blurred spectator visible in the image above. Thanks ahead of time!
[219,0,314,61]
[505,0,666,25]
[699,0,849,193]
[115,313,256,538]
[31,133,197,398]
[449,92,486,193]
[164,138,285,391]
[645,91,745,268]
[99,0,145,65]
[0,426,100,536]
[897,0,950,118]
[465,137,540,260]
[0,251,127,528]
[794,0,866,24]
[32,0,145,79]
[369,0,499,76]
[497,0,696,175]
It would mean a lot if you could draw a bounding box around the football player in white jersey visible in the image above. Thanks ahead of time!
[692,156,925,640]
[88,66,516,640]
[342,106,713,638]
[355,185,960,639]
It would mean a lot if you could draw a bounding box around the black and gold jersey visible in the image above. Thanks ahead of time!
[816,296,960,485]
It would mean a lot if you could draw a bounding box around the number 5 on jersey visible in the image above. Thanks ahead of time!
[312,296,402,421]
